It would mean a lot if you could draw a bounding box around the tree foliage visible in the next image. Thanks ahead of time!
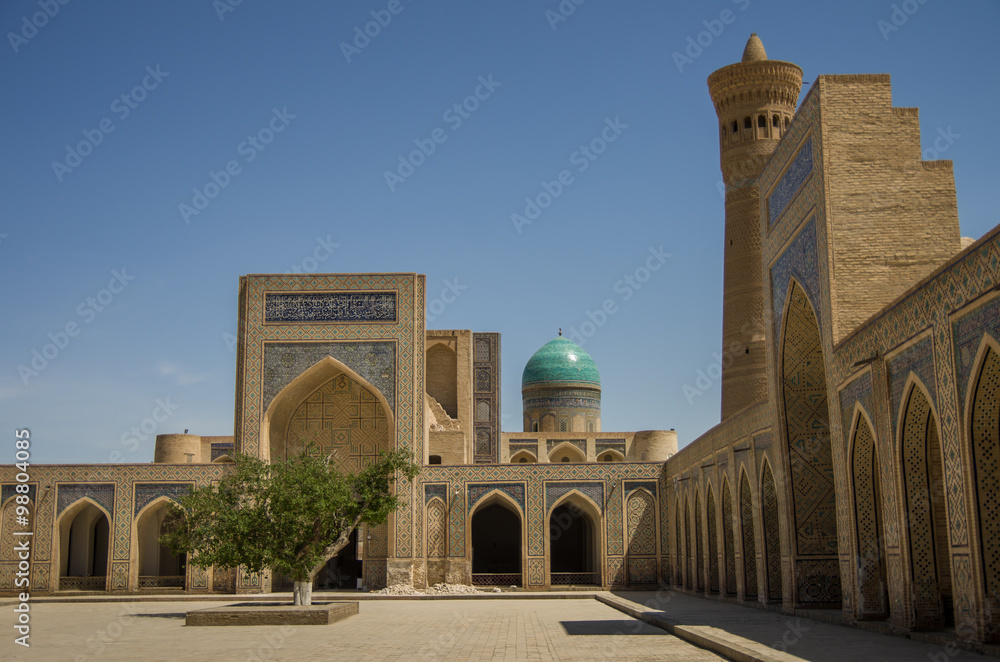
[161,449,420,593]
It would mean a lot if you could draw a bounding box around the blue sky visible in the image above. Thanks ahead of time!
[2,0,997,463]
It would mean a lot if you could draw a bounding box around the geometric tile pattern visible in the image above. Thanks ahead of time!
[707,485,719,593]
[264,291,397,323]
[596,439,626,455]
[761,461,782,603]
[795,558,843,606]
[624,480,657,496]
[625,489,656,556]
[887,335,937,435]
[723,479,737,595]
[767,136,812,228]
[0,498,32,562]
[133,483,193,516]
[1,483,36,505]
[782,282,838,556]
[970,347,1000,630]
[740,472,758,599]
[57,484,115,517]
[683,497,691,589]
[900,384,949,628]
[628,557,657,585]
[424,483,448,504]
[425,499,447,558]
[467,483,524,512]
[952,299,1000,411]
[472,332,500,463]
[852,415,887,618]
[771,217,821,348]
[695,491,705,591]
[545,481,603,512]
[285,374,390,471]
[262,341,396,413]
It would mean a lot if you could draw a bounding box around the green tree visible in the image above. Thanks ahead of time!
[160,448,420,605]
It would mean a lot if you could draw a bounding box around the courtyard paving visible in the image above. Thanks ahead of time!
[3,597,725,661]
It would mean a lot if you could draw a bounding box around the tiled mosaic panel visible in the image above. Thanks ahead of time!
[264,292,397,323]
[658,475,670,566]
[795,559,842,605]
[606,476,624,557]
[263,341,396,413]
[771,218,822,350]
[1,484,36,504]
[952,298,1000,409]
[674,498,683,586]
[364,560,387,589]
[110,561,128,590]
[695,492,704,590]
[740,473,758,598]
[57,483,114,517]
[527,557,545,585]
[900,385,950,622]
[284,374,389,469]
[782,282,838,556]
[596,439,626,455]
[628,557,657,585]
[424,483,448,504]
[467,482,525,512]
[449,487,465,557]
[683,498,692,588]
[425,499,447,558]
[473,332,501,463]
[0,499,32,562]
[608,556,626,586]
[190,565,208,590]
[952,555,978,636]
[768,137,813,227]
[133,483,193,516]
[367,522,388,558]
[544,481,603,511]
[546,439,586,455]
[887,335,937,433]
[761,463,782,602]
[210,442,234,461]
[852,416,887,616]
[624,480,657,495]
[32,563,49,591]
[626,490,656,556]
[970,348,1000,614]
[723,480,737,595]
[707,487,720,593]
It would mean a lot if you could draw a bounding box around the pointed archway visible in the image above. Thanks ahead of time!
[136,498,187,590]
[779,280,841,607]
[57,499,110,591]
[968,339,1000,641]
[761,460,783,604]
[852,410,888,620]
[740,470,758,601]
[547,492,602,586]
[470,493,523,587]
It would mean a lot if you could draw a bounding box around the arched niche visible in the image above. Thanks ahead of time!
[510,450,537,464]
[469,491,525,586]
[262,356,394,466]
[57,498,111,591]
[547,491,603,587]
[548,442,586,464]
[426,343,458,419]
[134,497,187,589]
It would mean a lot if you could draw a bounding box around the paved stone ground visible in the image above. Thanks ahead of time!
[613,590,995,662]
[3,598,726,661]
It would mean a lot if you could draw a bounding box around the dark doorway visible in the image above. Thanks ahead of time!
[318,529,362,590]
[471,503,521,584]
[550,502,599,585]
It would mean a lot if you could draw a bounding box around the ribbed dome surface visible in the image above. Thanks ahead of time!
[522,337,601,388]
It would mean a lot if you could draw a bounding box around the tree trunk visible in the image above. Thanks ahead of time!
[293,580,313,606]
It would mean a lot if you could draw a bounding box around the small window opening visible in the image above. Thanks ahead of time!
[784,117,789,128]
[772,115,780,127]
[757,115,766,128]
[561,456,570,463]
[743,117,752,129]
[731,120,738,133]
[519,457,528,463]
[429,455,442,465]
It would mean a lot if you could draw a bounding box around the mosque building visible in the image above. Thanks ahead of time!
[2,34,999,649]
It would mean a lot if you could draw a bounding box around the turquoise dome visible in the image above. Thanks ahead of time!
[521,336,601,388]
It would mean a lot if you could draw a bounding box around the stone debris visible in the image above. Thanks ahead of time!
[370,583,503,595]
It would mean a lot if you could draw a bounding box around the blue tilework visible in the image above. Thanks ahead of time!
[624,480,657,495]
[888,336,938,431]
[57,484,115,517]
[264,292,396,323]
[545,481,603,511]
[467,482,525,512]
[952,297,1000,410]
[424,483,448,504]
[768,137,813,227]
[262,341,395,412]
[133,483,193,516]
[771,217,822,349]
[1,484,36,504]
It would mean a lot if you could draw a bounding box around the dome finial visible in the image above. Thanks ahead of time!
[741,33,767,62]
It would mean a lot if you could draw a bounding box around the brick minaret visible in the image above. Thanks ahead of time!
[708,34,802,420]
